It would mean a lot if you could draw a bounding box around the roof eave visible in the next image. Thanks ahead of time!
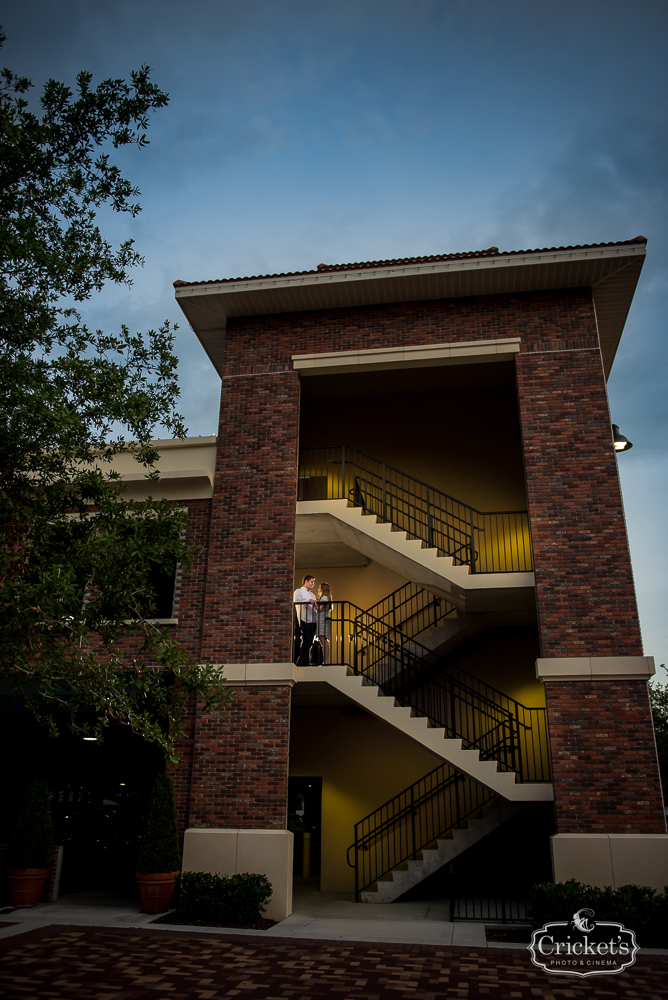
[175,243,646,379]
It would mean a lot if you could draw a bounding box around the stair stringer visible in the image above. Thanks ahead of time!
[297,665,553,803]
[360,799,525,903]
[410,614,482,652]
[296,500,534,613]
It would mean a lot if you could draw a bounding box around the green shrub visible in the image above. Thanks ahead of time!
[176,871,273,926]
[531,879,668,948]
[8,774,54,870]
[135,772,182,874]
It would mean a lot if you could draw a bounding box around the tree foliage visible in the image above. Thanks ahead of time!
[650,674,668,798]
[0,33,230,758]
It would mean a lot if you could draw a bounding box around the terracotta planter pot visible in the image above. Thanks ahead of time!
[136,871,180,913]
[7,868,49,907]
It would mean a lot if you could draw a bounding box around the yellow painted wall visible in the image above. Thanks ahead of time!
[300,386,527,511]
[452,627,545,707]
[289,706,442,893]
[293,561,408,611]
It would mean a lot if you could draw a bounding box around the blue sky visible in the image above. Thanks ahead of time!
[4,0,667,675]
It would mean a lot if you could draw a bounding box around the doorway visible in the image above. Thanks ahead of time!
[287,776,322,880]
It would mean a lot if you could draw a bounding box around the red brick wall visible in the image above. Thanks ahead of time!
[545,680,666,833]
[200,372,300,664]
[515,348,641,658]
[221,287,599,376]
[173,498,212,658]
[186,686,291,830]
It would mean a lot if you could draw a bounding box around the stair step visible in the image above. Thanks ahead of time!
[361,801,527,903]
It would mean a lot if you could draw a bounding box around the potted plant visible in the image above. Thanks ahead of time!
[7,774,54,907]
[135,772,181,913]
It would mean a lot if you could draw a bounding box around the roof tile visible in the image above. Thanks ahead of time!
[173,236,647,289]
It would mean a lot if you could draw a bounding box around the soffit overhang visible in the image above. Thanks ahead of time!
[175,243,646,379]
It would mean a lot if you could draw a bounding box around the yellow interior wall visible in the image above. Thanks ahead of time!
[299,385,527,511]
[293,561,408,611]
[452,629,545,707]
[289,705,441,893]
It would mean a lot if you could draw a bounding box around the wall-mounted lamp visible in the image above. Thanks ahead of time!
[612,424,633,452]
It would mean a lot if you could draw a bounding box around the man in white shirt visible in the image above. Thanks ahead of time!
[293,574,317,665]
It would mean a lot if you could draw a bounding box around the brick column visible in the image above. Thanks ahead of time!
[541,675,664,834]
[516,342,666,874]
[515,347,641,659]
[183,370,299,840]
[202,371,299,665]
[187,686,291,829]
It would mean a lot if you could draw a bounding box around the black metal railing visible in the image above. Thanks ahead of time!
[297,446,532,573]
[362,581,457,638]
[346,762,496,900]
[298,600,551,784]
[449,890,530,923]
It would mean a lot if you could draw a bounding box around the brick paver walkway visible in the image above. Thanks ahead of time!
[1,925,667,999]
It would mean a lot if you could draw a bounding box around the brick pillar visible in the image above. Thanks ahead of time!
[184,370,299,835]
[202,371,299,665]
[516,343,665,848]
[542,678,664,834]
[187,686,291,829]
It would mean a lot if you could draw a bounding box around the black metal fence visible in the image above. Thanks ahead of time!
[450,894,530,923]
[346,763,495,900]
[298,446,532,573]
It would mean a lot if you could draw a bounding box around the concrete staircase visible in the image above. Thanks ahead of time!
[360,798,524,903]
[297,664,553,803]
[410,615,481,652]
[296,499,534,613]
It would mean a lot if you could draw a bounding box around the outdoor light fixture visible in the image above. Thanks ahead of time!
[83,736,97,741]
[612,424,633,452]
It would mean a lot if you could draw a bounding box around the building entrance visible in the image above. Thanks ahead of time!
[287,776,322,879]
[0,711,164,897]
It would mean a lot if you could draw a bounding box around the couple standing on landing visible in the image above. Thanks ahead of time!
[293,574,332,665]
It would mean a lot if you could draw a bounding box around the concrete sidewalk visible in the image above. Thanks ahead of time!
[0,882,487,947]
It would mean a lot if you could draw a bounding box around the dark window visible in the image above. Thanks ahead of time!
[145,559,177,619]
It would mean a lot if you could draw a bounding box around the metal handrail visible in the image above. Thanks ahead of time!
[347,771,462,858]
[360,581,458,637]
[295,600,551,784]
[298,445,533,573]
[345,762,497,900]
[355,611,531,733]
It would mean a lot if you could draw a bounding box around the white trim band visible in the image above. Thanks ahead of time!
[293,337,520,376]
[536,655,655,682]
[215,662,297,686]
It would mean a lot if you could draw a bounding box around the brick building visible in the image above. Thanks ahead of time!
[99,238,668,918]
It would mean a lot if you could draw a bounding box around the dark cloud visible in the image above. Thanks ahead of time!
[3,0,667,662]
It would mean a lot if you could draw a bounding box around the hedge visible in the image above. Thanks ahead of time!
[176,871,273,926]
[531,880,668,948]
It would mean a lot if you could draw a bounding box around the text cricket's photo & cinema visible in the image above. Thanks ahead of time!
[529,909,639,978]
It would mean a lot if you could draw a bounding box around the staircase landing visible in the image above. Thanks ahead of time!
[296,500,534,613]
[296,665,553,802]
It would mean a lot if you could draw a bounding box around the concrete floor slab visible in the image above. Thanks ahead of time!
[0,885,485,949]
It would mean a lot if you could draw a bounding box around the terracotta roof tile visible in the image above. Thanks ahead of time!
[173,236,647,289]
